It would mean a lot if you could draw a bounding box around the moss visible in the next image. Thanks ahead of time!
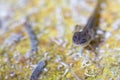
[0,0,120,80]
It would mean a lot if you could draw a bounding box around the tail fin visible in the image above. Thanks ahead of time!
[84,0,105,31]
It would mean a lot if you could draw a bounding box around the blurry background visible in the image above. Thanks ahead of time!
[0,0,120,80]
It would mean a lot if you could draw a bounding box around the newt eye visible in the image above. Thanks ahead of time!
[81,38,87,44]
[73,35,77,42]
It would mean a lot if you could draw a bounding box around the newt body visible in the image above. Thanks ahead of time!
[72,0,103,47]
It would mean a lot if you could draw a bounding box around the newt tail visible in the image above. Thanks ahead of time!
[83,0,104,32]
